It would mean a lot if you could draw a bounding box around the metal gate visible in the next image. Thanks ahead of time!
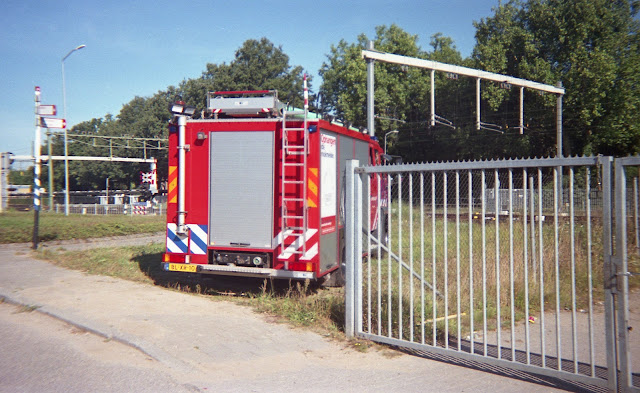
[345,156,639,392]
[614,156,640,391]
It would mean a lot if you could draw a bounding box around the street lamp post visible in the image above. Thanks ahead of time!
[62,44,86,216]
[384,130,399,155]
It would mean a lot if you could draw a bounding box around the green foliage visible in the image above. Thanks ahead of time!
[48,38,309,191]
[9,169,33,185]
[320,25,442,137]
[319,24,532,162]
[321,6,640,162]
[251,282,345,332]
[40,244,165,283]
[181,38,311,113]
[473,0,640,156]
[40,10,640,192]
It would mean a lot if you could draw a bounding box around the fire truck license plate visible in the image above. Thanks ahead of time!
[168,263,198,273]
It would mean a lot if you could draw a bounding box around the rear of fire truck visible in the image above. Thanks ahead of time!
[161,86,386,282]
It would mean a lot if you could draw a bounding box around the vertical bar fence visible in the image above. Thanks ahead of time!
[347,156,640,391]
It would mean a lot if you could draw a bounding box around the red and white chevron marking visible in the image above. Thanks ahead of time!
[274,228,318,262]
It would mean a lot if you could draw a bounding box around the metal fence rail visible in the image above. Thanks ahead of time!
[345,156,639,391]
[52,203,164,216]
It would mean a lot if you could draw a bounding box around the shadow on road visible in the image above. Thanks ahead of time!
[134,251,330,295]
[398,346,609,393]
[132,251,345,332]
[134,251,277,294]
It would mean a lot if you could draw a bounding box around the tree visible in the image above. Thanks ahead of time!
[473,0,640,156]
[180,38,310,114]
[429,33,464,64]
[320,25,445,138]
[319,25,489,163]
[9,169,33,185]
[50,38,310,191]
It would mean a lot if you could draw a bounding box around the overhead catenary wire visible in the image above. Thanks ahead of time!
[67,138,167,151]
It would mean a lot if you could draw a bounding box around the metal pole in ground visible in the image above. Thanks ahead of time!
[635,176,639,255]
[62,44,86,216]
[0,153,7,213]
[599,156,617,391]
[556,81,563,209]
[366,41,375,137]
[32,87,42,249]
[345,159,358,338]
[48,131,53,211]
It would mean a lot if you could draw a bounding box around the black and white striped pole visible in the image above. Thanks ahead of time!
[32,86,42,249]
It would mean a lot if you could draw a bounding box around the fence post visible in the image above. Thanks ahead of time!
[355,165,363,334]
[0,153,9,213]
[614,158,633,390]
[345,159,358,338]
[635,177,639,256]
[599,156,618,391]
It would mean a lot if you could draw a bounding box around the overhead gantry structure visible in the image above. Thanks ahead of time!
[362,42,565,157]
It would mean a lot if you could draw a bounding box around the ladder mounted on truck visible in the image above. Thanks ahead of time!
[280,77,310,261]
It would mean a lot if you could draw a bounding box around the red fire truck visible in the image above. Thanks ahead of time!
[162,85,385,283]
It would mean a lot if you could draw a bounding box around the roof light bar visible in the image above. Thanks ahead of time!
[169,101,196,117]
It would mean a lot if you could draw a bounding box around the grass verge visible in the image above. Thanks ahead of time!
[38,243,349,341]
[0,210,164,244]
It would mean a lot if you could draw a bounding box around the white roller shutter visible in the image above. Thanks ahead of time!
[209,131,274,248]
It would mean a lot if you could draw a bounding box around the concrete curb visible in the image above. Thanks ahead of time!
[0,289,192,373]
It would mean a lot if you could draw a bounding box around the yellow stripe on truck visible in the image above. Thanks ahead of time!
[307,167,318,208]
[168,165,177,204]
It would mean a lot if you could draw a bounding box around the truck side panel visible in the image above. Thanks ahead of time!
[318,129,371,276]
[319,130,338,273]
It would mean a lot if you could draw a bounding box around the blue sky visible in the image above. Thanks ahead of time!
[1,0,499,157]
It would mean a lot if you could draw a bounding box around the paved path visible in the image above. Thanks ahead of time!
[0,237,585,392]
[0,302,193,393]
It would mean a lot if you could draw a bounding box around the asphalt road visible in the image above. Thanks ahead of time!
[0,236,612,392]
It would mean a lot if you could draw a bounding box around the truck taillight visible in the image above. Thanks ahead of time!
[163,253,186,263]
[289,262,314,272]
